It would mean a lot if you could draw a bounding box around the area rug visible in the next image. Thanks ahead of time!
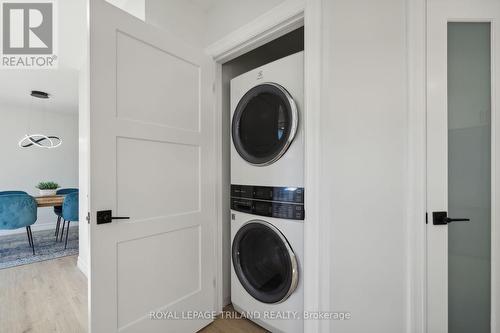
[0,226,78,270]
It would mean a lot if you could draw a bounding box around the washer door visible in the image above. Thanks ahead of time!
[232,83,298,166]
[232,220,298,304]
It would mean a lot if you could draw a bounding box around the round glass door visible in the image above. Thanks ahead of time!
[232,83,298,166]
[232,220,298,304]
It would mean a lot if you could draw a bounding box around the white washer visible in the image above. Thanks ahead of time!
[231,51,304,188]
[231,211,304,333]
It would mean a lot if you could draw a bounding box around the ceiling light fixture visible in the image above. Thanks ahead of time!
[30,90,49,99]
[18,91,62,149]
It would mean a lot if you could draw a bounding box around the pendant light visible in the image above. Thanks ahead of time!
[18,90,62,149]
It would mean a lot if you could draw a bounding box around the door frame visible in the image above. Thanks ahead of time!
[407,0,427,331]
[408,0,499,331]
[205,1,327,332]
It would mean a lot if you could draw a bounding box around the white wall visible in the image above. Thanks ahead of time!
[318,0,408,331]
[0,107,79,235]
[145,0,206,46]
[59,0,88,70]
[144,0,287,48]
[203,0,286,46]
[78,66,90,277]
[105,0,145,21]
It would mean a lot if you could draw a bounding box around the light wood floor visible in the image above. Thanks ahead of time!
[199,305,268,333]
[0,255,87,333]
[0,255,266,333]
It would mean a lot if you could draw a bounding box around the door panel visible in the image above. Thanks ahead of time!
[447,22,491,333]
[116,137,200,219]
[427,0,500,332]
[116,226,201,328]
[116,31,201,131]
[89,1,215,332]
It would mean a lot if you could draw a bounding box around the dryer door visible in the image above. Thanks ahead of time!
[232,220,298,304]
[232,83,298,166]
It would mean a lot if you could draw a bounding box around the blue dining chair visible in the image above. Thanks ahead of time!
[0,194,37,254]
[0,191,28,195]
[54,188,78,239]
[60,192,78,249]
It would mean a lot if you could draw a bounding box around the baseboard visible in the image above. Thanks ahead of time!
[77,255,89,278]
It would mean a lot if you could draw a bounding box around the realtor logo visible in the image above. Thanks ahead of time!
[1,0,57,68]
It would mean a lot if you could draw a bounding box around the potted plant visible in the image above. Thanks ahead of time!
[36,181,59,196]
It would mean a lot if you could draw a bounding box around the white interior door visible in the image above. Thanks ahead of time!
[89,1,216,332]
[427,0,500,332]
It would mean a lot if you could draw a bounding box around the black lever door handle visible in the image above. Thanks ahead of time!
[433,211,470,225]
[96,210,130,225]
[445,217,470,223]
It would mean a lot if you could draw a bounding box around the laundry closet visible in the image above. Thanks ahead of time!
[219,28,305,332]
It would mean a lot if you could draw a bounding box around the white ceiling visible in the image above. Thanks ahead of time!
[0,70,79,113]
[188,0,221,12]
[0,0,86,114]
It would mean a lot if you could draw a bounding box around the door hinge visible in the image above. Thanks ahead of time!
[86,212,90,224]
[425,212,428,224]
[212,82,215,93]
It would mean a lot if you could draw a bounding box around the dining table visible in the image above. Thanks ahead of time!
[34,195,65,207]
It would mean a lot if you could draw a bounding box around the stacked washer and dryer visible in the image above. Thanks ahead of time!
[230,51,304,333]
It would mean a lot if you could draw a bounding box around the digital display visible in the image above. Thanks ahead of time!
[231,184,304,203]
[255,201,272,215]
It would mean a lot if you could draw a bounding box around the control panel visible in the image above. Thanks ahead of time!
[231,185,305,220]
[231,184,304,203]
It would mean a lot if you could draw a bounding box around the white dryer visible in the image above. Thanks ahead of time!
[230,51,304,188]
[231,210,304,333]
